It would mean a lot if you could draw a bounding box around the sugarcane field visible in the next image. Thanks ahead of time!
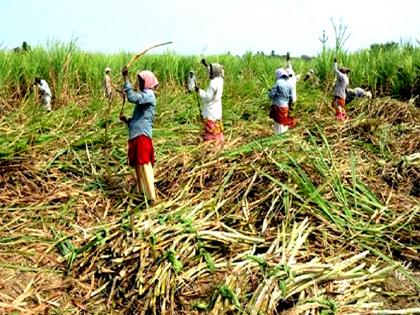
[1,34,420,314]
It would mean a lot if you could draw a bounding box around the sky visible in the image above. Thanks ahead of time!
[1,0,419,57]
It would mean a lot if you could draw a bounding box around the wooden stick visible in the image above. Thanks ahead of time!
[193,78,202,120]
[115,88,126,114]
[126,41,173,69]
[120,41,172,114]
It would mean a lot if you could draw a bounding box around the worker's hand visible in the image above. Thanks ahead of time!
[121,66,129,77]
[286,52,290,61]
[119,113,128,123]
[201,58,208,67]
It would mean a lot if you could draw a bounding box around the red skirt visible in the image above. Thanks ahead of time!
[128,135,155,167]
[332,96,345,109]
[269,105,297,128]
[203,119,224,143]
[332,97,347,120]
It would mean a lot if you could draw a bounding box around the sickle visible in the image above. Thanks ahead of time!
[115,88,126,114]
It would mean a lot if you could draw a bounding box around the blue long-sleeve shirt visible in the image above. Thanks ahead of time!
[268,78,292,107]
[124,80,156,140]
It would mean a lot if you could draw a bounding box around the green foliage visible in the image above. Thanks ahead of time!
[312,41,419,99]
[0,40,418,112]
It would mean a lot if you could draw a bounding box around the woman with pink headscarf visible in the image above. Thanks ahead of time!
[120,66,159,202]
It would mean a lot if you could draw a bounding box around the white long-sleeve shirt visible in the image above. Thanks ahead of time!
[38,79,52,97]
[286,60,297,103]
[198,76,223,120]
[103,74,112,97]
[333,63,349,99]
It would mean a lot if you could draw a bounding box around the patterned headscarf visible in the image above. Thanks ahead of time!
[209,63,224,79]
[286,68,295,77]
[275,68,288,80]
[137,70,159,89]
[339,67,351,74]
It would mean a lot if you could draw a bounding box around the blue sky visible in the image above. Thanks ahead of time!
[1,0,419,56]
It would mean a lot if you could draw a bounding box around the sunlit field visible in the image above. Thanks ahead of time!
[0,41,419,314]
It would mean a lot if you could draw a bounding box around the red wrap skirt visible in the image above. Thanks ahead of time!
[128,135,155,167]
[332,96,347,120]
[203,118,224,143]
[269,105,297,128]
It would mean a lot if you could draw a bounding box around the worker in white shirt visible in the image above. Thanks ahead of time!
[332,58,350,121]
[195,59,225,146]
[103,67,113,100]
[186,71,196,93]
[285,52,297,109]
[346,87,372,104]
[34,77,52,111]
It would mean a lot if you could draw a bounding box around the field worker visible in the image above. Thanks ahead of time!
[285,52,297,109]
[195,59,224,145]
[34,77,52,111]
[268,68,296,134]
[119,66,158,202]
[332,58,350,121]
[186,71,196,93]
[103,67,113,99]
[304,69,317,84]
[346,87,372,104]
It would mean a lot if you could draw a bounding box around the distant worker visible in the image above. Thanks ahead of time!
[332,58,350,121]
[304,69,318,85]
[346,87,372,104]
[195,59,225,146]
[103,67,113,99]
[285,52,297,109]
[120,66,159,203]
[34,77,52,112]
[268,68,296,134]
[186,71,196,93]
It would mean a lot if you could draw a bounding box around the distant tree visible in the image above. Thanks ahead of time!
[22,41,31,51]
[13,41,31,53]
[383,41,398,50]
[370,41,399,52]
[271,50,276,57]
[300,55,312,61]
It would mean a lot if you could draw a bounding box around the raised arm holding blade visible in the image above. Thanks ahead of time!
[118,41,172,203]
[194,58,225,147]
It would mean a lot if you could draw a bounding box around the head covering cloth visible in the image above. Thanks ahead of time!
[339,67,350,74]
[209,63,224,79]
[275,68,289,80]
[137,70,159,89]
